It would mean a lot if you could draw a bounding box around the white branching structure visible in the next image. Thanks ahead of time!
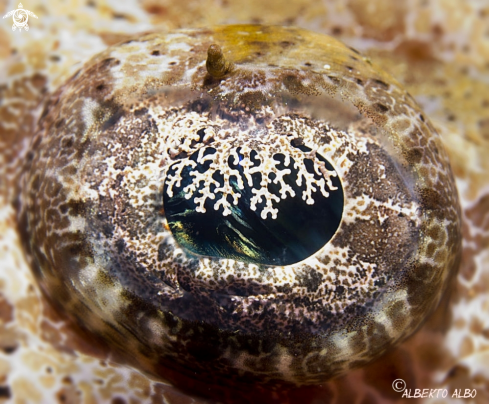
[162,112,339,220]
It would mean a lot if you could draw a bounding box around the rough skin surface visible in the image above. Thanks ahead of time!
[0,1,488,404]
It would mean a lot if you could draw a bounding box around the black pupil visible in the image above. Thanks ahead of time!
[163,145,344,266]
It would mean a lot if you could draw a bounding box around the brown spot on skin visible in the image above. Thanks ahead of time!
[478,118,489,141]
[366,321,390,353]
[144,3,167,16]
[394,40,438,63]
[0,294,14,324]
[0,327,20,354]
[444,365,473,392]
[99,33,136,47]
[237,91,268,112]
[56,385,80,404]
[372,79,389,89]
[348,0,406,41]
[465,194,489,229]
[418,187,443,211]
[373,102,389,113]
[0,386,11,399]
[283,74,320,96]
[0,74,47,199]
[61,376,72,385]
[386,300,408,331]
[460,246,477,282]
[404,147,423,165]
[354,101,388,126]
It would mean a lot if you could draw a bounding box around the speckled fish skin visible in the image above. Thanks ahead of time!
[16,24,461,397]
[1,1,489,404]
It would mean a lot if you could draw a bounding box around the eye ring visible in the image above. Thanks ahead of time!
[18,25,462,397]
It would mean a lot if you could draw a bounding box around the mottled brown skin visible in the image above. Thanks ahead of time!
[16,26,461,402]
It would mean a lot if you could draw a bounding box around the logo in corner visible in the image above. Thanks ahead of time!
[392,379,406,392]
[3,3,38,32]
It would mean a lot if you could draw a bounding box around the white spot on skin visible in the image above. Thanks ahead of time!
[167,42,192,52]
[81,97,100,139]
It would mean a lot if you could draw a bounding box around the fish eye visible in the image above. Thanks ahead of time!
[18,25,461,400]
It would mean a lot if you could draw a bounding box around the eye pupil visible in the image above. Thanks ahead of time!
[164,145,344,266]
